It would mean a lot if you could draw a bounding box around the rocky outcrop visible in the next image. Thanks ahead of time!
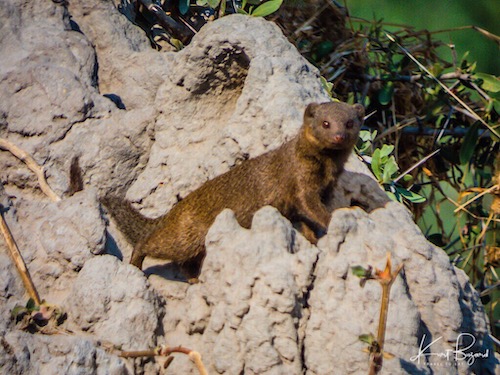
[0,0,496,374]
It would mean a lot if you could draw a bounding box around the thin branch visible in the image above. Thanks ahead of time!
[454,184,499,213]
[0,209,42,305]
[0,138,61,202]
[489,333,500,347]
[427,25,500,45]
[468,81,491,102]
[354,71,472,83]
[368,253,404,375]
[393,149,440,184]
[348,16,416,30]
[292,3,329,37]
[385,33,500,140]
[120,345,208,375]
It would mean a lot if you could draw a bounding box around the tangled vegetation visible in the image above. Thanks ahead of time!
[302,5,500,344]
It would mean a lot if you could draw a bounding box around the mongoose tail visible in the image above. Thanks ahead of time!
[100,195,160,247]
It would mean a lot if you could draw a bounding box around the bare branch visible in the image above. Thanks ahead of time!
[119,345,208,375]
[0,209,42,305]
[0,138,61,202]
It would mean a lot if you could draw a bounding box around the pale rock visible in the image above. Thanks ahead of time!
[0,0,496,374]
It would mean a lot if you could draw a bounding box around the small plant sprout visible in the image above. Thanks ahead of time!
[352,252,404,375]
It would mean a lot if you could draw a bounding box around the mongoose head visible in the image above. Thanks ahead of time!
[303,102,364,151]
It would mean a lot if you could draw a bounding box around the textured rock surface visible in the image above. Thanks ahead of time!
[125,12,328,216]
[158,207,320,374]
[0,0,496,374]
[0,332,128,375]
[65,256,161,351]
[304,203,492,374]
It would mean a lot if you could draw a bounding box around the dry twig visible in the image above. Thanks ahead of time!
[0,209,41,305]
[385,33,500,140]
[369,253,403,375]
[120,345,208,374]
[0,138,61,202]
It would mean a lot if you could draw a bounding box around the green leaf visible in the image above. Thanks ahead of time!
[459,122,480,165]
[492,99,500,113]
[379,144,394,159]
[238,0,248,12]
[356,130,375,154]
[402,174,413,182]
[219,0,226,15]
[320,76,333,97]
[26,298,36,310]
[430,62,444,76]
[395,187,426,203]
[170,38,184,51]
[358,129,377,145]
[359,333,376,344]
[385,189,401,202]
[207,0,220,8]
[371,148,382,180]
[179,0,190,15]
[351,265,370,278]
[474,73,500,93]
[11,305,27,319]
[378,82,394,105]
[381,156,398,183]
[250,0,282,17]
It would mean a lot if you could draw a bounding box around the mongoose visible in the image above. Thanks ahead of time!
[102,101,364,279]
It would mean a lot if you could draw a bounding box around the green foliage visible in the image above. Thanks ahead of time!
[309,7,499,340]
[351,265,371,278]
[238,0,283,17]
[357,139,426,204]
[346,0,500,76]
[320,76,334,98]
[371,145,396,184]
[459,122,480,165]
[359,333,376,345]
[11,299,66,333]
[378,82,394,106]
[179,0,190,15]
[250,0,282,17]
[474,73,500,93]
[356,129,377,154]
[351,265,374,287]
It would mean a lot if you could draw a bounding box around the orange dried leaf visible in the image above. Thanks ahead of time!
[422,167,433,177]
[375,253,392,281]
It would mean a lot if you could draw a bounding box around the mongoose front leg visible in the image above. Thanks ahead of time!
[130,245,146,269]
[296,192,331,239]
[295,221,319,244]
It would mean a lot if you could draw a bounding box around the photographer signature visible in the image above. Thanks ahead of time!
[410,333,489,365]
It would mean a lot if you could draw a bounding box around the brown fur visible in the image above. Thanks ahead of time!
[103,102,364,279]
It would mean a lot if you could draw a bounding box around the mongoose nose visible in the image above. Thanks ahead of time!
[332,134,346,143]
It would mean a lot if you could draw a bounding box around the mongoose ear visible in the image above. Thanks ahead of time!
[304,103,320,119]
[353,103,365,120]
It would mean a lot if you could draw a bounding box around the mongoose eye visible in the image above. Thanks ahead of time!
[346,120,354,129]
[322,121,330,129]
